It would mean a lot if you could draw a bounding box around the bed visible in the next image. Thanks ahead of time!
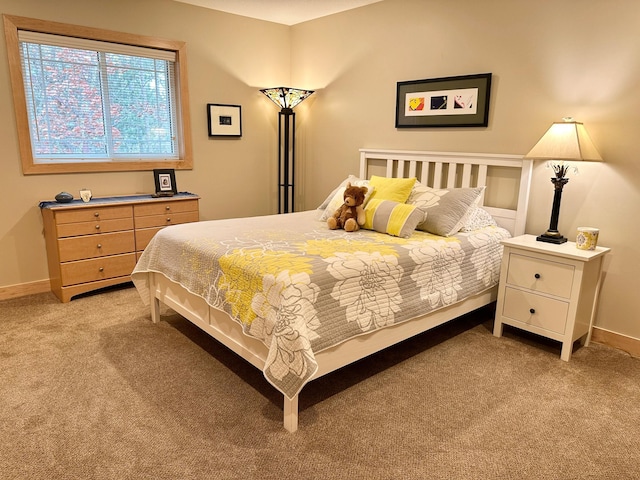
[132,148,532,432]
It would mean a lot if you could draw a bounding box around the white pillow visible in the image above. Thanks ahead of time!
[459,205,498,232]
[317,175,361,211]
[407,182,484,236]
[318,179,374,222]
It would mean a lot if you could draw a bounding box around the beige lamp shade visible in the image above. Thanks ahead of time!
[525,118,602,161]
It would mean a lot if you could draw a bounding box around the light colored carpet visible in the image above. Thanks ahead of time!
[1,285,639,479]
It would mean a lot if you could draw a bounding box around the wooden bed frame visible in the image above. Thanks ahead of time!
[144,149,532,432]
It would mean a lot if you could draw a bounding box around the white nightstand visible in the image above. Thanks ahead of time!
[493,234,610,361]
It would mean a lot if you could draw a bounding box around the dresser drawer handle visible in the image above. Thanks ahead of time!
[97,244,102,249]
[166,218,171,223]
[99,267,104,272]
[95,224,100,230]
[529,308,536,314]
[165,206,171,211]
[534,273,541,279]
[94,212,100,217]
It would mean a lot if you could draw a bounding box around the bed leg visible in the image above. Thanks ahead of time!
[150,295,161,324]
[147,279,161,325]
[283,395,299,433]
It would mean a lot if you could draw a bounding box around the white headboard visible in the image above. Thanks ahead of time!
[359,149,532,236]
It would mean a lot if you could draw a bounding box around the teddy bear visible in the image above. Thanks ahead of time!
[327,182,368,232]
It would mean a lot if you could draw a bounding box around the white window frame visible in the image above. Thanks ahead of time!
[3,15,193,174]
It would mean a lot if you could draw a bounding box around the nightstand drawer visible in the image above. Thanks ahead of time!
[502,287,569,334]
[506,253,574,298]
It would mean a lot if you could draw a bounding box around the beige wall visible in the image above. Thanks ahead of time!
[291,0,640,339]
[1,0,638,341]
[0,0,289,285]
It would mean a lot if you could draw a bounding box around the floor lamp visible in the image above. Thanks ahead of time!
[260,87,314,214]
[525,117,602,244]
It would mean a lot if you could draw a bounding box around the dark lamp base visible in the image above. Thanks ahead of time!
[536,233,568,244]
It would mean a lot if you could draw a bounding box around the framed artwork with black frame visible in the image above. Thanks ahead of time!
[207,103,242,137]
[153,169,177,196]
[395,73,492,128]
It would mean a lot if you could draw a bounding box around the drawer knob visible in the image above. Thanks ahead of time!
[534,273,541,279]
[99,267,104,272]
[97,244,102,249]
[95,224,100,230]
[165,206,171,211]
[529,308,536,314]
[94,212,99,217]
[166,218,171,222]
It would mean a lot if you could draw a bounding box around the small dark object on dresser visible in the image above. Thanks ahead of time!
[55,192,74,203]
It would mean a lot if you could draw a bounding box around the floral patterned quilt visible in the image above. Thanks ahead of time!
[131,210,510,399]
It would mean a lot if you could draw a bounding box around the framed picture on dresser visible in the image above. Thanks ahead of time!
[153,169,177,195]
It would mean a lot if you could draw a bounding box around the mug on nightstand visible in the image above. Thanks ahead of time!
[576,227,599,250]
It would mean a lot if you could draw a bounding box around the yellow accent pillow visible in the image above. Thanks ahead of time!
[363,199,425,238]
[368,176,416,203]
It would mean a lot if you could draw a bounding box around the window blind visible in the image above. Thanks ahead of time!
[18,30,179,162]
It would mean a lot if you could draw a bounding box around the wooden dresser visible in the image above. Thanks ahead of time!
[40,193,199,302]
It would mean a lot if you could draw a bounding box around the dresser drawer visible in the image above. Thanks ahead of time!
[58,231,135,262]
[60,253,136,286]
[134,211,199,229]
[135,227,163,251]
[502,287,569,334]
[134,199,199,217]
[54,205,132,224]
[506,253,574,299]
[56,217,134,238]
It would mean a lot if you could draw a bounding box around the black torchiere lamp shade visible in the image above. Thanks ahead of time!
[260,87,315,214]
[524,117,602,244]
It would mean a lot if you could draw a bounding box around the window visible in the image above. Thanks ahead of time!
[4,15,193,174]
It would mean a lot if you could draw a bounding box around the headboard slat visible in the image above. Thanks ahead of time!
[385,160,394,178]
[433,163,443,188]
[461,163,472,187]
[477,164,488,204]
[408,161,418,179]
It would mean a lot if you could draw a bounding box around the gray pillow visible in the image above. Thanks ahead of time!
[407,183,484,236]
